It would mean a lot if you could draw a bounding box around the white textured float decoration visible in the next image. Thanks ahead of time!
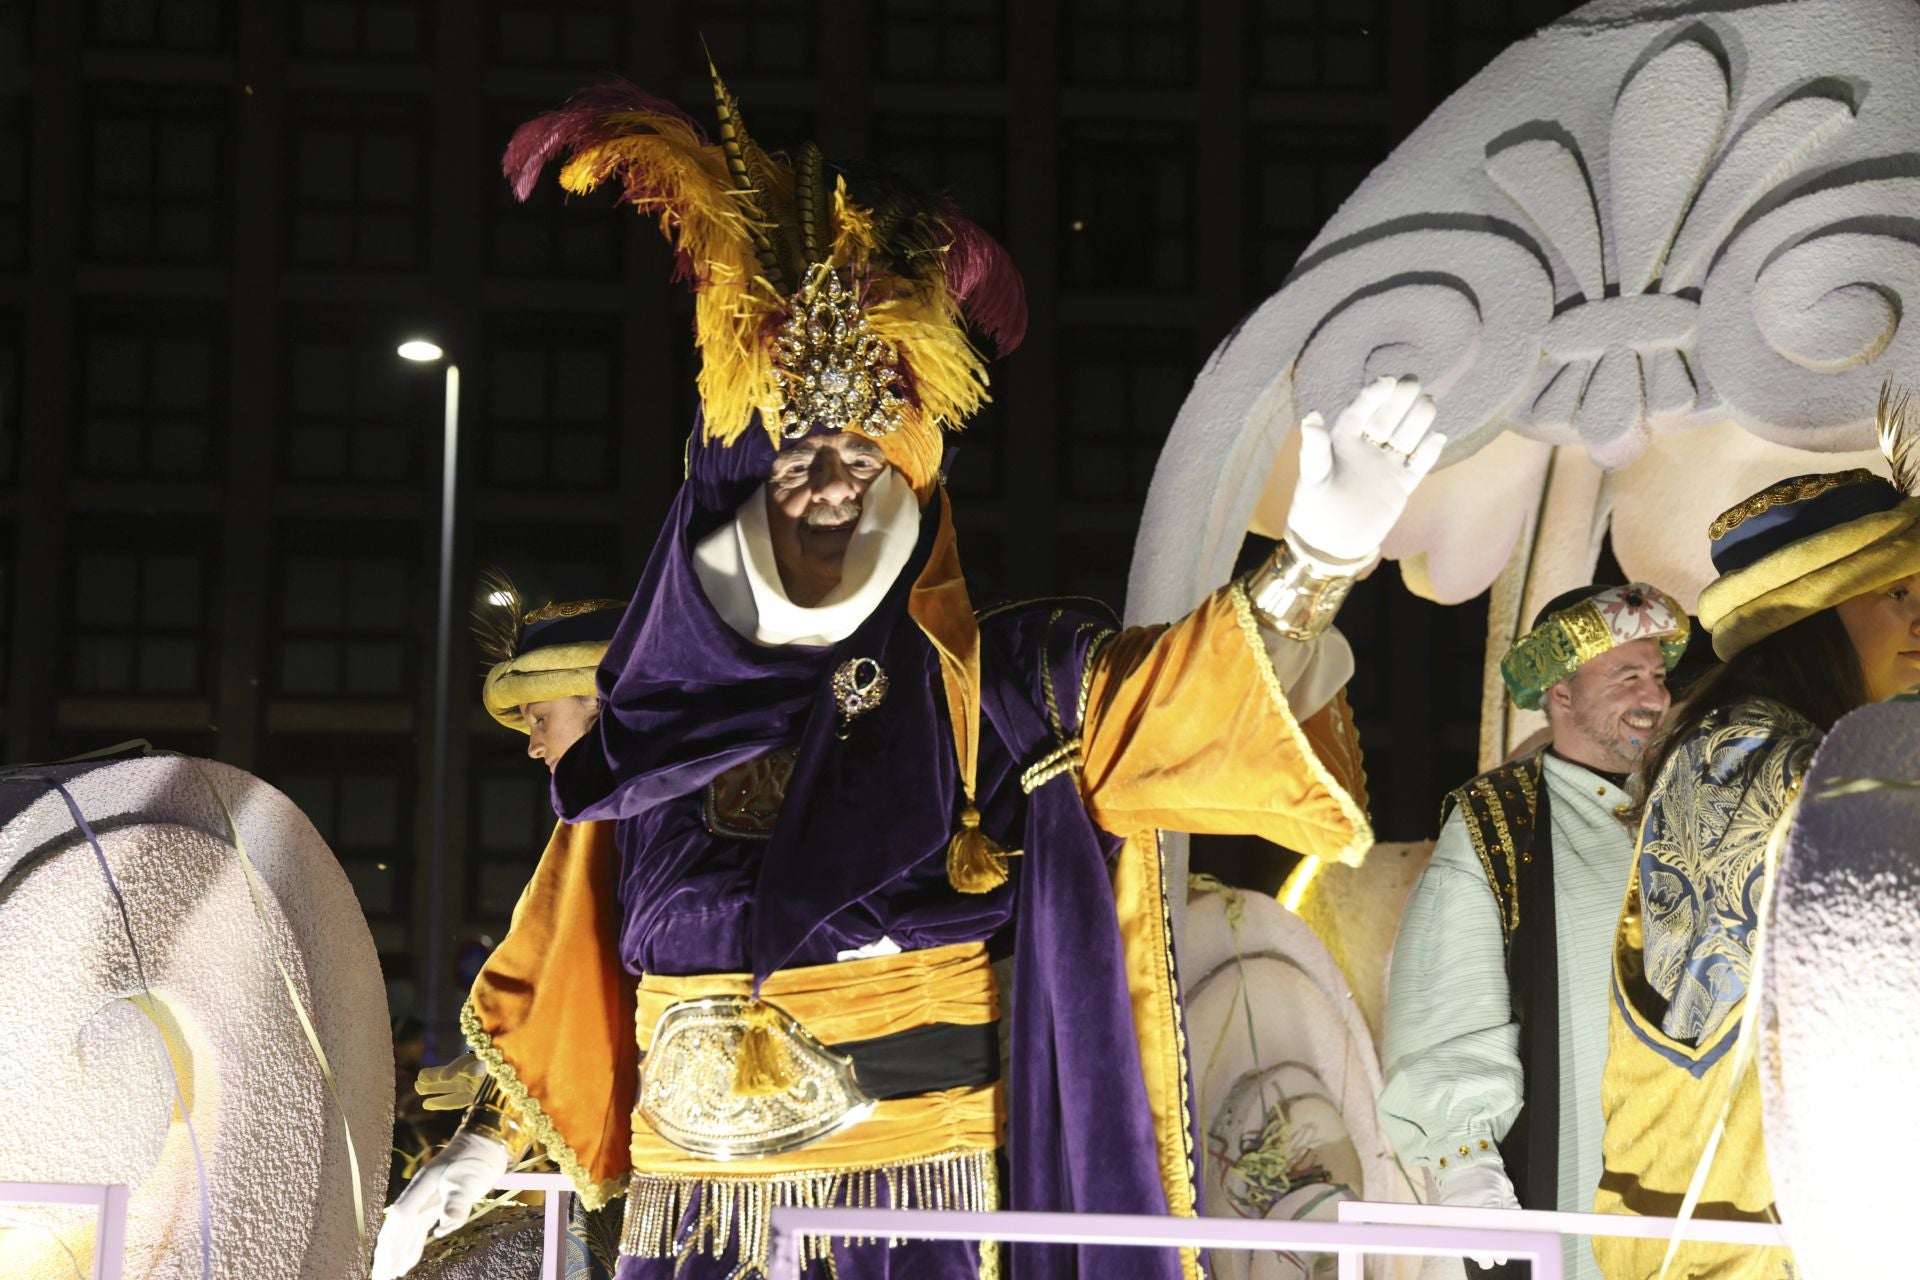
[1130,0,1920,776]
[1762,699,1920,1280]
[0,756,392,1279]
[1182,880,1419,1280]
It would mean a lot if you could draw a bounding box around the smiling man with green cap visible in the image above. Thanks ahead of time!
[1381,581,1689,1280]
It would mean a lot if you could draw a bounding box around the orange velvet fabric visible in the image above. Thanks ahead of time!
[1080,582,1373,864]
[465,818,636,1206]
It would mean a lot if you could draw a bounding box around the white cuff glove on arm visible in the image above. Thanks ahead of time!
[370,1129,511,1280]
[1433,1156,1523,1270]
[1285,375,1444,570]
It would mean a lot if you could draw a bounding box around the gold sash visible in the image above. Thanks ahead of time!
[623,943,1003,1273]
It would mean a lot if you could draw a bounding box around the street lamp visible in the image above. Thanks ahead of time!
[398,338,461,1059]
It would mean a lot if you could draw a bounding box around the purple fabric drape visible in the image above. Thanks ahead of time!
[566,425,1193,1278]
[977,611,1187,1280]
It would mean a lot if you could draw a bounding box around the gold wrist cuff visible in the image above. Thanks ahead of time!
[1243,539,1354,640]
[462,1076,535,1155]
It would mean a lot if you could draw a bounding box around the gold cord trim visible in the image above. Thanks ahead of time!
[521,597,627,627]
[1707,469,1877,540]
[1228,582,1372,865]
[1040,607,1067,738]
[620,1147,998,1279]
[461,1000,626,1211]
[1077,627,1117,731]
[1154,829,1204,1280]
[1019,738,1083,794]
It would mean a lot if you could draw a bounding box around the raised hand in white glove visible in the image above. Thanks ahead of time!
[1433,1156,1522,1270]
[1285,375,1445,569]
[370,1129,511,1280]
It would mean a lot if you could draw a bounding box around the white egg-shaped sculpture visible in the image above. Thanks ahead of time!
[0,755,392,1280]
[1184,883,1418,1280]
[1763,699,1920,1278]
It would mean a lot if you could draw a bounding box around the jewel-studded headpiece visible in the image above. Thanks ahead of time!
[1500,582,1690,711]
[503,69,1027,495]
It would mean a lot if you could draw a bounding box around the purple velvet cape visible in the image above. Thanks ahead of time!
[556,426,1194,1280]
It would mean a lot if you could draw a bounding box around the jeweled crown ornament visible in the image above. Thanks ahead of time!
[774,267,908,439]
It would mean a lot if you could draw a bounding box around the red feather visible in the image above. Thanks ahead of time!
[938,204,1027,356]
[501,80,707,204]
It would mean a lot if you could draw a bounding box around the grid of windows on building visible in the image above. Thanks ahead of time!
[1065,0,1191,85]
[1060,121,1193,293]
[0,0,1558,1023]
[288,94,424,270]
[0,101,24,272]
[293,0,426,60]
[0,2,28,63]
[1250,0,1384,88]
[0,535,10,694]
[482,315,618,488]
[88,0,227,49]
[1247,125,1385,296]
[468,528,622,611]
[1053,328,1193,604]
[273,533,414,701]
[485,109,626,278]
[874,0,1003,82]
[69,540,212,696]
[466,738,554,918]
[1440,0,1583,89]
[487,0,619,68]
[269,740,415,937]
[686,0,815,76]
[283,314,437,484]
[76,301,221,479]
[870,113,1007,235]
[1335,573,1491,838]
[85,85,227,263]
[0,315,17,482]
[1059,327,1191,502]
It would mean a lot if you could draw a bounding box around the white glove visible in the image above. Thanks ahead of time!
[1286,375,1445,568]
[371,1129,511,1280]
[1433,1156,1522,1270]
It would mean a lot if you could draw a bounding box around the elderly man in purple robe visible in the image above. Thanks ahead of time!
[374,72,1446,1280]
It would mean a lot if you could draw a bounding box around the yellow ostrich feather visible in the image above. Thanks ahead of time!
[556,125,787,450]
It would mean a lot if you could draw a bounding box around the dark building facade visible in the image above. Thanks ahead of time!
[0,0,1579,1034]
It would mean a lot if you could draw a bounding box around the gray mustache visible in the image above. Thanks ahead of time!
[803,502,861,528]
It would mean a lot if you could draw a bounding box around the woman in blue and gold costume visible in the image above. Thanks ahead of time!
[1594,384,1920,1279]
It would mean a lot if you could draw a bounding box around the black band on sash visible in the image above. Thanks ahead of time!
[833,1019,1001,1101]
[1489,778,1560,1280]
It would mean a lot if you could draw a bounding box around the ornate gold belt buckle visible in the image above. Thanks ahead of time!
[638,996,875,1159]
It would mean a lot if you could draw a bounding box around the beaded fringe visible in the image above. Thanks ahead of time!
[620,1148,999,1279]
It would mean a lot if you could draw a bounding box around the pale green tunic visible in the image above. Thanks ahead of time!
[1378,754,1634,1280]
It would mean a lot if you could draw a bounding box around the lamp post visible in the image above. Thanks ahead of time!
[399,338,460,1059]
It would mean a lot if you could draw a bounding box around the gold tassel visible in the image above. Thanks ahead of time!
[946,804,1009,894]
[730,1000,796,1097]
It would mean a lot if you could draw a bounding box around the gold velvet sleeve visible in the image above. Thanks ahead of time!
[463,818,635,1209]
[1078,580,1373,864]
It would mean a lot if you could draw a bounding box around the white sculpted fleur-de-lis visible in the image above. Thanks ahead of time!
[1487,33,1856,466]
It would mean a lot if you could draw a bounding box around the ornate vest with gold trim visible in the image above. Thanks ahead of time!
[1436,746,1547,948]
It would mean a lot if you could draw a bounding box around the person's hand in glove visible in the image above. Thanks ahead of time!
[414,1051,486,1113]
[370,1128,511,1280]
[1286,375,1444,570]
[1433,1155,1522,1270]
